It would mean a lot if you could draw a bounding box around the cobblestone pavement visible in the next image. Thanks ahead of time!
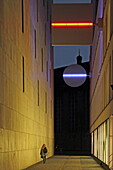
[24,155,105,170]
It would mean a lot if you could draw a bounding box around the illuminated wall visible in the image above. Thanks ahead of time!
[0,0,54,169]
[90,0,113,168]
[91,120,109,165]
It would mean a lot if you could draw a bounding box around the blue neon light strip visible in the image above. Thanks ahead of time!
[63,74,87,77]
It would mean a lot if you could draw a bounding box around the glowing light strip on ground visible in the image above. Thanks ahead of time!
[52,22,93,27]
[63,74,87,77]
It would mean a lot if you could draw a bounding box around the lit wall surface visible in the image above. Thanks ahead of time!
[91,120,109,165]
[0,0,54,169]
[90,0,113,168]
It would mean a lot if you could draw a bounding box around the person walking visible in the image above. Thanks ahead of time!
[40,144,48,163]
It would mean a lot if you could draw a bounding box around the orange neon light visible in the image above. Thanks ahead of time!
[52,22,93,27]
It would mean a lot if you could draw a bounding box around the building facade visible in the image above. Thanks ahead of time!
[54,60,91,155]
[90,0,113,169]
[0,0,54,169]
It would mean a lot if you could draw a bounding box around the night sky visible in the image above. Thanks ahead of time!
[53,0,91,68]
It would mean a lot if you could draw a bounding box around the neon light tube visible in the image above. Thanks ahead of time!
[52,22,93,27]
[63,74,87,77]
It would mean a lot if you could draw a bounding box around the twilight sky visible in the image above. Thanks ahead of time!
[53,0,91,69]
[53,0,91,3]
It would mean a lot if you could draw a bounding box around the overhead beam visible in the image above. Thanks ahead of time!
[52,4,93,46]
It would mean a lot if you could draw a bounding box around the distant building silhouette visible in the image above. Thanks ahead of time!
[54,58,91,155]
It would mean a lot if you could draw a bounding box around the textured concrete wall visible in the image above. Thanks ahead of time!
[0,0,54,169]
[90,0,113,131]
[90,0,113,168]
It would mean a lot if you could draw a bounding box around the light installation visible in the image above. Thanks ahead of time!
[63,64,87,87]
[63,74,87,77]
[52,22,93,28]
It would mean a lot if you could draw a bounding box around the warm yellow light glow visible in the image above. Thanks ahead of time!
[52,22,93,27]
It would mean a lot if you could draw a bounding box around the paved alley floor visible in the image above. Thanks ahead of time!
[25,155,105,170]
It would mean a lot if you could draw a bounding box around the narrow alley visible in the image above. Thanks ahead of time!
[25,156,105,170]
